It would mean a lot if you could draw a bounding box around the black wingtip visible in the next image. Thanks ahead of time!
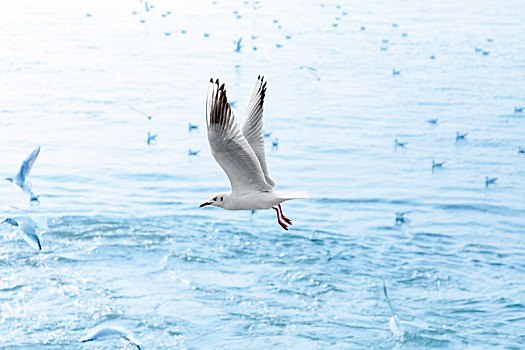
[219,83,225,91]
[210,78,213,83]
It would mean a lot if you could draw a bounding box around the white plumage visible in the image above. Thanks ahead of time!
[200,76,309,230]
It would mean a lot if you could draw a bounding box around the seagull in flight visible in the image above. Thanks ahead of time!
[79,326,141,349]
[5,146,40,193]
[2,217,42,251]
[200,76,309,230]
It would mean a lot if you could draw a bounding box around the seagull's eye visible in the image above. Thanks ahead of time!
[220,197,223,201]
[213,197,217,201]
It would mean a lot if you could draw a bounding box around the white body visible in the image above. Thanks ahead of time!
[222,190,310,210]
[80,326,141,349]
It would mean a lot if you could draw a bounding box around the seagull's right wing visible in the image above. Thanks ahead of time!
[206,79,273,193]
[15,146,40,184]
[241,76,275,188]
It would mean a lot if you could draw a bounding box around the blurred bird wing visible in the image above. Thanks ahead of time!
[206,79,273,193]
[241,76,275,188]
[16,146,40,184]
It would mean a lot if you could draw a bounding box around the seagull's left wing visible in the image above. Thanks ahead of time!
[207,79,273,194]
[16,146,40,184]
[241,75,275,188]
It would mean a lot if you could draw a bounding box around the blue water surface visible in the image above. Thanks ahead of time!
[1,0,524,348]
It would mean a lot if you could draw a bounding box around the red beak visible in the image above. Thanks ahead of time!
[199,201,211,208]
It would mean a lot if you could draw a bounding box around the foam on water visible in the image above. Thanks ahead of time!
[1,0,525,348]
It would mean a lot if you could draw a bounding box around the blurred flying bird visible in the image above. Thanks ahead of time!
[394,138,407,148]
[234,38,242,52]
[272,138,279,149]
[188,149,200,156]
[188,122,199,131]
[2,217,42,251]
[147,132,157,144]
[200,77,309,230]
[514,106,524,113]
[392,68,401,75]
[263,130,272,138]
[427,118,438,124]
[80,326,141,350]
[432,160,445,169]
[518,146,525,154]
[5,146,40,193]
[485,176,497,187]
[456,131,468,141]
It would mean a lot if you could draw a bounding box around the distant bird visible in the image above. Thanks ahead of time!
[2,217,42,251]
[29,192,40,206]
[285,35,292,39]
[164,32,171,36]
[401,32,407,37]
[514,106,524,113]
[395,212,410,225]
[263,130,272,138]
[188,122,199,131]
[140,19,145,23]
[251,35,257,40]
[432,160,445,169]
[132,11,137,15]
[161,14,166,18]
[234,38,242,52]
[482,50,489,56]
[342,11,347,16]
[253,46,257,51]
[181,29,186,34]
[145,1,149,11]
[200,77,309,230]
[485,176,497,187]
[79,326,141,350]
[392,68,401,75]
[203,33,210,38]
[430,55,435,60]
[273,19,279,23]
[128,105,152,120]
[6,146,40,193]
[519,146,525,154]
[147,132,157,145]
[166,11,171,14]
[427,118,438,124]
[487,38,493,42]
[272,138,279,149]
[276,43,283,48]
[332,23,338,28]
[394,138,407,148]
[188,149,200,156]
[474,47,482,53]
[456,131,468,141]
[360,26,366,31]
[86,13,92,17]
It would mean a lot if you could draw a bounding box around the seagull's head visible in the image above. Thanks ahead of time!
[1,218,18,227]
[200,192,229,209]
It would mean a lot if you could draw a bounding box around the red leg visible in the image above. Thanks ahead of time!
[277,204,292,225]
[272,207,288,230]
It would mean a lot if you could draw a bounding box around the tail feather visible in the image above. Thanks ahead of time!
[277,190,310,200]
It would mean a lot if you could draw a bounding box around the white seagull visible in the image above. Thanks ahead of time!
[5,146,40,193]
[1,217,42,251]
[79,326,141,349]
[200,77,309,230]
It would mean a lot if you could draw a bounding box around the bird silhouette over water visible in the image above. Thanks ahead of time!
[234,38,242,52]
[432,160,445,169]
[514,106,524,113]
[485,176,497,187]
[188,122,199,131]
[518,146,525,154]
[147,132,157,144]
[200,77,309,230]
[427,118,438,124]
[456,132,468,141]
[188,149,200,156]
[394,138,407,148]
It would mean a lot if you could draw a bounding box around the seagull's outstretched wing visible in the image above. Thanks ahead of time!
[15,146,40,185]
[206,79,273,193]
[241,75,275,188]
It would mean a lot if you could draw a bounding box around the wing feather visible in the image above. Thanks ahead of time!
[242,76,275,187]
[16,146,40,185]
[206,79,272,193]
